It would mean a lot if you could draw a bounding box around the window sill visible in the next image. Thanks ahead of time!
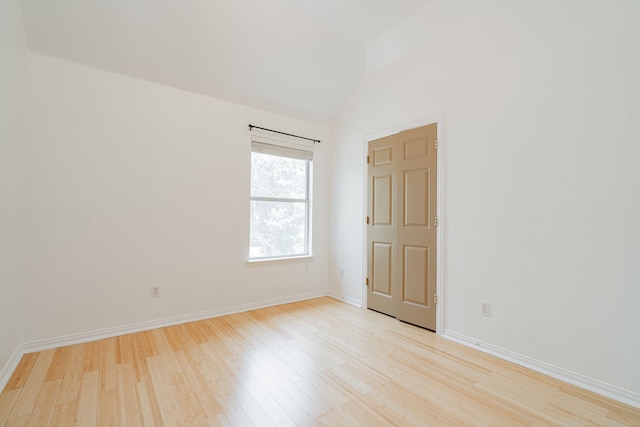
[247,255,315,265]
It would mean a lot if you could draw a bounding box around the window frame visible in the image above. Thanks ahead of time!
[248,135,313,261]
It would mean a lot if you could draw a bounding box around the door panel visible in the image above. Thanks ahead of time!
[373,175,392,226]
[367,123,437,330]
[403,136,429,160]
[403,245,429,305]
[404,169,428,227]
[372,242,392,296]
[373,145,393,166]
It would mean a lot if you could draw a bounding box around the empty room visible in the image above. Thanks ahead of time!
[1,0,639,425]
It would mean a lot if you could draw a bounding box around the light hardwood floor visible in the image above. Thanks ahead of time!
[1,297,639,426]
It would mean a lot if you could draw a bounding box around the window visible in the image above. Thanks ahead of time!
[249,137,313,260]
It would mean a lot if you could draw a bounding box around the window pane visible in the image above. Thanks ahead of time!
[250,201,307,258]
[251,152,307,199]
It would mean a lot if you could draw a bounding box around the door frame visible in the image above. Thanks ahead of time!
[362,113,445,335]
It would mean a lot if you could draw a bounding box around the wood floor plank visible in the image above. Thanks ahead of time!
[3,413,31,426]
[269,387,317,427]
[96,389,118,427]
[238,397,275,427]
[96,337,118,426]
[149,329,181,375]
[44,347,71,383]
[168,370,209,427]
[98,338,116,393]
[26,378,62,426]
[164,324,198,353]
[8,349,55,420]
[0,389,20,425]
[134,382,156,427]
[1,297,639,426]
[82,341,102,374]
[175,347,223,420]
[278,377,327,420]
[55,344,84,406]
[145,355,184,427]
[207,414,231,427]
[4,353,38,392]
[217,394,253,427]
[341,399,395,427]
[129,333,153,386]
[116,362,144,426]
[49,401,77,426]
[382,379,460,425]
[74,370,99,426]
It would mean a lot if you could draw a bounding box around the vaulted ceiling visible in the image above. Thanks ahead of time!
[20,0,430,123]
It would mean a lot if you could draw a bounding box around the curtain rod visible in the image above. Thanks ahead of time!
[248,124,320,144]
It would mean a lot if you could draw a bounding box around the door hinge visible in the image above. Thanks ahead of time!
[366,278,369,287]
[434,216,438,227]
[366,216,370,224]
[434,294,438,304]
[435,140,438,150]
[366,155,370,164]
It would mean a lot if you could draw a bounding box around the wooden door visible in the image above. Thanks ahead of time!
[367,124,437,330]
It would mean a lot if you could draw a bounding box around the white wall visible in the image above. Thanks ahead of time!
[23,53,330,343]
[331,0,640,397]
[0,0,26,372]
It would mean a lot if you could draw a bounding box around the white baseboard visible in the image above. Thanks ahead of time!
[0,291,327,392]
[443,329,640,409]
[328,290,362,307]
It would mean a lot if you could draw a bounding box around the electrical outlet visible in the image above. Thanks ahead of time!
[151,286,160,298]
[340,269,344,278]
[481,302,491,317]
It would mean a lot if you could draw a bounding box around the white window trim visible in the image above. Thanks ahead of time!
[247,255,315,265]
[249,135,314,262]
